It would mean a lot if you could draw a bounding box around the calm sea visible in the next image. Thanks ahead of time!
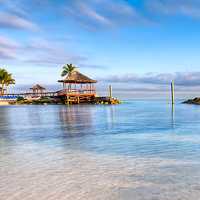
[1,100,200,200]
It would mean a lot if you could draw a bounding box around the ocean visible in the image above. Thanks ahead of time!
[1,100,200,199]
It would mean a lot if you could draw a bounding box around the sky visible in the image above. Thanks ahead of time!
[1,0,200,95]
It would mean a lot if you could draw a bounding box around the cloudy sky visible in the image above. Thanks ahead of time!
[1,0,200,94]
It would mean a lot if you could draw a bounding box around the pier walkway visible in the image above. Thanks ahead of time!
[5,91,57,98]
[4,89,96,104]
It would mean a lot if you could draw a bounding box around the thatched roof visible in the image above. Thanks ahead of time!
[58,71,97,84]
[30,84,46,90]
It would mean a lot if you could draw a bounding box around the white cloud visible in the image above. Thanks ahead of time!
[146,0,200,18]
[0,35,21,59]
[0,47,16,59]
[0,35,20,48]
[64,0,149,30]
[0,12,39,31]
[102,72,200,86]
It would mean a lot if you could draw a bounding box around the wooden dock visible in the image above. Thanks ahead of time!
[4,87,121,105]
[5,91,57,98]
[57,89,96,104]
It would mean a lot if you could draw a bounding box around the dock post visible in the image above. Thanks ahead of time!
[171,80,175,105]
[109,85,112,99]
[77,96,80,104]
[66,96,69,105]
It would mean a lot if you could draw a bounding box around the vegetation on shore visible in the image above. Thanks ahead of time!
[94,97,121,105]
[13,96,120,105]
[14,97,63,105]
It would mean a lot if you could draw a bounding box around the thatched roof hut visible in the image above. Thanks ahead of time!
[30,84,46,93]
[30,84,46,90]
[58,71,97,84]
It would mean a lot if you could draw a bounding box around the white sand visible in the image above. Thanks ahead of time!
[0,101,10,105]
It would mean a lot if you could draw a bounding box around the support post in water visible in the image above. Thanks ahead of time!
[171,80,175,105]
[109,85,112,99]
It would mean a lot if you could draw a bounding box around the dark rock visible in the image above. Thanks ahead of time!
[183,97,200,105]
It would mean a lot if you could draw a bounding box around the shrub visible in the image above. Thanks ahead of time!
[17,96,25,101]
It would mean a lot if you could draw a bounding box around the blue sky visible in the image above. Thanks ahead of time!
[1,0,200,93]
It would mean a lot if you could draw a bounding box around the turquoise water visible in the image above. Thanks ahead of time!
[1,100,200,199]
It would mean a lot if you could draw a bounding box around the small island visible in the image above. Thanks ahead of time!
[0,64,120,105]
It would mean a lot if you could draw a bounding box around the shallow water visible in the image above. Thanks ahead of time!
[1,100,200,199]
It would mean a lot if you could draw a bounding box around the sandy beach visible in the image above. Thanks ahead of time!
[0,101,10,105]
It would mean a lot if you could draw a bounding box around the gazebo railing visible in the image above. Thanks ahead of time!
[57,88,96,96]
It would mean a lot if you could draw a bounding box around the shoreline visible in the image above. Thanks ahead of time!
[0,101,12,105]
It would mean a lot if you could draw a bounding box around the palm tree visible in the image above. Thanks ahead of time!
[5,73,15,94]
[0,69,7,95]
[61,64,77,91]
[61,64,77,77]
[0,68,15,95]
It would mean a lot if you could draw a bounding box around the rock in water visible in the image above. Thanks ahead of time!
[183,97,200,105]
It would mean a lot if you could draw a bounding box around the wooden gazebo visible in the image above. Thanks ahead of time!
[30,84,46,95]
[58,70,97,104]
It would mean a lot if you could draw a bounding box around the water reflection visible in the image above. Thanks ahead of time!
[106,105,115,129]
[59,105,95,137]
[171,104,175,128]
[0,106,11,134]
[1,101,200,159]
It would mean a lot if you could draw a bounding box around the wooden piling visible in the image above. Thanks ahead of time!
[66,96,69,105]
[109,85,112,99]
[77,96,80,104]
[171,80,175,105]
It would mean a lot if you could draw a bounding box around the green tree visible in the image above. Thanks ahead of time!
[0,68,15,95]
[61,64,76,77]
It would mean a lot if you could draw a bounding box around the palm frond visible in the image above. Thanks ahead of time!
[61,63,77,77]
